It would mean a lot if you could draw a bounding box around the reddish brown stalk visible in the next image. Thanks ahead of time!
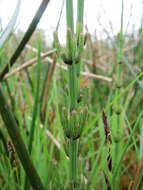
[132,156,143,190]
[42,54,57,119]
[102,109,112,145]
[102,109,112,171]
[0,174,4,188]
[8,141,20,178]
[102,109,112,189]
[21,102,29,136]
[103,172,111,190]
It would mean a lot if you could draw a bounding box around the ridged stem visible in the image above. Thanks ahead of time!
[66,0,78,187]
[66,0,74,33]
[69,139,78,186]
[68,64,77,110]
[66,0,84,187]
[76,0,84,89]
[77,0,84,25]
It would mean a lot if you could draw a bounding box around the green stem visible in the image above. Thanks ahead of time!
[76,0,84,89]
[68,64,77,110]
[28,38,41,154]
[24,37,42,190]
[0,129,8,155]
[65,0,85,187]
[66,0,74,32]
[69,139,78,186]
[66,0,78,187]
[77,0,84,24]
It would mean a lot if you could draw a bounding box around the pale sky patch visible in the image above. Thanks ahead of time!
[0,0,142,44]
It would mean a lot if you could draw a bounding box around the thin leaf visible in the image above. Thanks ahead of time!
[0,0,21,49]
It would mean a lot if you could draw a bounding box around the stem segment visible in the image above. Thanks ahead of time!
[69,139,78,186]
[66,0,78,187]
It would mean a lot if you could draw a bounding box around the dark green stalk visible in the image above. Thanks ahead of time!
[24,38,42,190]
[66,0,78,187]
[5,81,15,111]
[0,0,51,81]
[118,0,124,85]
[66,0,77,110]
[77,0,84,24]
[65,0,85,188]
[0,85,44,190]
[66,0,74,33]
[68,64,77,110]
[0,129,8,155]
[76,0,84,95]
[28,38,41,154]
[69,139,78,186]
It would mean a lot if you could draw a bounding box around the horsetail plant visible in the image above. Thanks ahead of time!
[54,0,88,188]
[76,0,84,78]
[112,0,124,189]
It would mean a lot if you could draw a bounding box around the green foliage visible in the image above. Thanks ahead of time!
[0,0,143,190]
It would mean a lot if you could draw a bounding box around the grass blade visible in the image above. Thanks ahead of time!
[0,0,21,49]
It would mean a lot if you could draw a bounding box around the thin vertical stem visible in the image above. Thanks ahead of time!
[118,0,124,83]
[77,0,84,25]
[28,38,41,154]
[66,0,78,187]
[112,0,124,189]
[66,0,74,32]
[76,0,84,82]
[66,0,85,187]
[69,139,78,185]
[66,0,77,110]
[24,38,42,190]
[68,64,77,110]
